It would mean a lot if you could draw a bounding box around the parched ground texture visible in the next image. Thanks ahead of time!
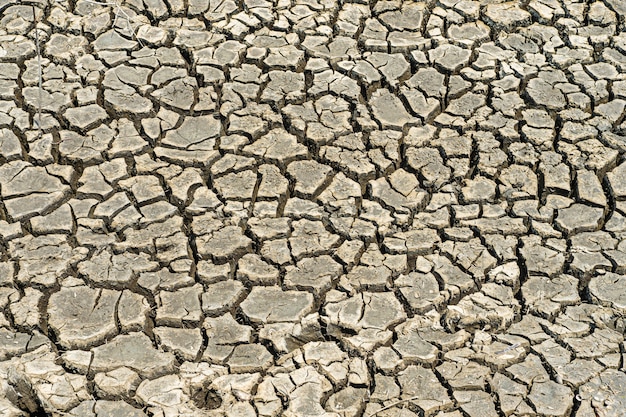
[2,0,626,416]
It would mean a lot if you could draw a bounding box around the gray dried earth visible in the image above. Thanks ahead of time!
[1,0,626,416]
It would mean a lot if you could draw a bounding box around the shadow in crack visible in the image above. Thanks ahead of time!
[191,388,222,410]
[7,369,49,416]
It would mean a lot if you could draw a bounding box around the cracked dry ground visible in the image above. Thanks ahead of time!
[3,1,626,417]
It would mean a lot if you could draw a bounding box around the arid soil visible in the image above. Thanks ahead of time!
[1,0,626,416]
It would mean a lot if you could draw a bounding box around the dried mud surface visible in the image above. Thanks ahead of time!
[1,0,626,416]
